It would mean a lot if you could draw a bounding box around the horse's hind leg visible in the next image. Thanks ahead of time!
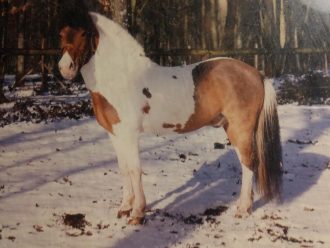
[236,154,254,218]
[224,123,255,218]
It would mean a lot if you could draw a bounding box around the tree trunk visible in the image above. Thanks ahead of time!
[219,0,228,48]
[111,0,126,27]
[213,0,221,49]
[0,0,9,103]
[200,0,206,50]
[223,0,238,50]
[16,15,24,78]
[0,56,8,103]
[261,0,276,76]
[193,1,202,49]
[16,0,27,83]
[35,0,49,94]
[37,37,49,94]
[127,0,134,33]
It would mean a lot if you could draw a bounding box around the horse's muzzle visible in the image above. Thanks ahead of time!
[58,51,78,80]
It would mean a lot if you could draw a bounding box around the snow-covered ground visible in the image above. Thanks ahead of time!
[0,105,329,248]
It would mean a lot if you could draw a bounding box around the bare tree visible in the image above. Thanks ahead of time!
[0,0,9,103]
[223,0,238,50]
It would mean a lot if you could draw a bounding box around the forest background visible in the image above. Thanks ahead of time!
[1,0,330,104]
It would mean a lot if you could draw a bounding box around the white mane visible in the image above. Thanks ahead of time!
[89,12,146,59]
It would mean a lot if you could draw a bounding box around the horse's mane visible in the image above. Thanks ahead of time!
[90,12,146,58]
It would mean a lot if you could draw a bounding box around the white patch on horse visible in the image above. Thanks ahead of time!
[141,65,196,134]
[237,164,254,217]
[58,51,77,80]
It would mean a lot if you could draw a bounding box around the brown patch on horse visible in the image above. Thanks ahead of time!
[175,58,264,167]
[191,62,216,88]
[174,60,226,134]
[162,123,182,131]
[90,91,120,134]
[60,26,99,68]
[163,123,175,128]
[142,88,152,98]
[142,103,151,114]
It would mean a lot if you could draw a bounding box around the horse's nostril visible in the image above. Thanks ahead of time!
[69,62,74,69]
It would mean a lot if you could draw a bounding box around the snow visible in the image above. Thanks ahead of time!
[0,105,329,247]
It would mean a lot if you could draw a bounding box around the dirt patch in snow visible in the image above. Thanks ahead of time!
[0,99,93,127]
[62,213,89,230]
[203,206,228,216]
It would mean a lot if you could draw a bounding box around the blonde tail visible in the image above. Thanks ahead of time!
[254,79,282,199]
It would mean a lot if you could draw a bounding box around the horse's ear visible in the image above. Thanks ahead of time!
[91,33,100,54]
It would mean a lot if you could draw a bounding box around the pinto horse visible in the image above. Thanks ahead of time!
[58,10,282,225]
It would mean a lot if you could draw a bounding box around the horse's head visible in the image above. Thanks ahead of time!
[58,10,99,80]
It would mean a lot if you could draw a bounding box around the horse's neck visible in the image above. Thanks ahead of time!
[90,13,153,81]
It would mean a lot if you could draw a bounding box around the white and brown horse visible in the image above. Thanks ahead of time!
[58,9,282,225]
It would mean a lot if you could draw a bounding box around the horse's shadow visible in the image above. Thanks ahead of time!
[111,148,240,248]
[148,149,240,215]
[111,107,330,248]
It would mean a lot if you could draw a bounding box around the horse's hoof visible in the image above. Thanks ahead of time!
[235,212,244,218]
[235,207,251,218]
[117,210,131,219]
[127,217,145,225]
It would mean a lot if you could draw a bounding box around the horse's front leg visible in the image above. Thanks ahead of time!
[110,131,146,225]
[112,141,134,219]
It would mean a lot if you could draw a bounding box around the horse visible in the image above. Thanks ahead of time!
[58,8,282,225]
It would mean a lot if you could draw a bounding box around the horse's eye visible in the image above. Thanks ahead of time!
[81,31,87,37]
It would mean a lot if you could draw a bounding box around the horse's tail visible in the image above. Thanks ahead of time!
[254,78,282,200]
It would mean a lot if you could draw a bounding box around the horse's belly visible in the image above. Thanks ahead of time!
[139,64,199,135]
[141,95,195,135]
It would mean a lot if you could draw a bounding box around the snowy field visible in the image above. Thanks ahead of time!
[0,105,329,248]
